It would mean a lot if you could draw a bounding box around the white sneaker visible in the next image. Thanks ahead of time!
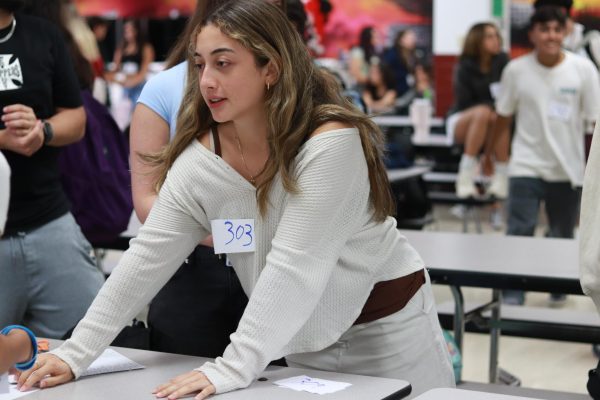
[456,167,478,198]
[488,173,508,199]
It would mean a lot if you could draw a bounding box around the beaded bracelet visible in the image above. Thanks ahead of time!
[1,325,38,371]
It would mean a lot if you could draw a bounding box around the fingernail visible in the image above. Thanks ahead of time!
[19,385,28,392]
[40,381,46,388]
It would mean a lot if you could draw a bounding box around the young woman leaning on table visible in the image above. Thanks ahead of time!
[17,1,455,398]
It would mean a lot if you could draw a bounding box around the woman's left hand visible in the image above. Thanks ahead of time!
[153,370,216,400]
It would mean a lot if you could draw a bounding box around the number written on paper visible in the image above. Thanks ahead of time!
[211,219,256,254]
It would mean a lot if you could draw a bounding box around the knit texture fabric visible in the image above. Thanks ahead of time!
[52,128,424,393]
[581,123,600,312]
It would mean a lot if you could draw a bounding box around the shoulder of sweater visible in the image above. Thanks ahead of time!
[299,127,360,156]
[167,141,216,182]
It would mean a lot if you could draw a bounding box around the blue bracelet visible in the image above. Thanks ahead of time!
[1,325,38,371]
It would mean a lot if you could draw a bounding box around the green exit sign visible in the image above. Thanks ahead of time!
[493,0,503,17]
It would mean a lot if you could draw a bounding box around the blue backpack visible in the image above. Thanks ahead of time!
[59,90,133,245]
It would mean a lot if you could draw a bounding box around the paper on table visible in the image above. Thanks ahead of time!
[0,374,39,400]
[274,375,352,395]
[81,349,144,377]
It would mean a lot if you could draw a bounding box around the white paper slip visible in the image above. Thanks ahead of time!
[548,100,572,122]
[0,375,39,400]
[81,349,144,377]
[211,219,256,254]
[274,375,352,395]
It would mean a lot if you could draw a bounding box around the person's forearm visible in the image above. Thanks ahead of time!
[46,107,86,147]
[0,330,32,374]
[0,128,7,149]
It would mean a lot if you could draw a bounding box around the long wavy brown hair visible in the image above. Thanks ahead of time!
[147,0,393,221]
[460,22,502,62]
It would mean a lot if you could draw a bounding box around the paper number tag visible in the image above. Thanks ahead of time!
[211,219,256,254]
[548,101,572,122]
[489,82,501,100]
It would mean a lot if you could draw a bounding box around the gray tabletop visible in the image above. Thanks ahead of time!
[400,230,582,293]
[371,115,445,128]
[413,388,538,400]
[387,165,431,183]
[15,343,411,399]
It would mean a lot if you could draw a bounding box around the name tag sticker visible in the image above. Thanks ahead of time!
[548,101,572,122]
[489,82,501,100]
[211,219,256,254]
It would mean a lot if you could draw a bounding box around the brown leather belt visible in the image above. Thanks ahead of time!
[354,269,426,325]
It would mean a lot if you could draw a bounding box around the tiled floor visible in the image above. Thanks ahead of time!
[101,204,597,396]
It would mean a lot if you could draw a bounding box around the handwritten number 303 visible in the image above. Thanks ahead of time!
[224,221,253,246]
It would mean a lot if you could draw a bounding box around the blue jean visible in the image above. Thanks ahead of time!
[506,177,581,238]
[0,213,105,338]
[503,178,581,303]
[124,82,145,110]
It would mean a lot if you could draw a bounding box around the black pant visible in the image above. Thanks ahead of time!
[147,245,248,358]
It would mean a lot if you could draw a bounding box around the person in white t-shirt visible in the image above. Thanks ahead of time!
[0,152,9,236]
[493,6,600,305]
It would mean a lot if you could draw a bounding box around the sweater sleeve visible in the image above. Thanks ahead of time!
[52,167,209,378]
[453,63,476,112]
[580,124,600,312]
[198,131,369,393]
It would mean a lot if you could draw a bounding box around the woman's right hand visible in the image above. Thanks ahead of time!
[16,353,74,392]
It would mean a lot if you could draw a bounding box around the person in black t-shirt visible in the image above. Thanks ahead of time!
[0,0,104,339]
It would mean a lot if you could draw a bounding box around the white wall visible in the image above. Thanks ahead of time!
[433,0,492,55]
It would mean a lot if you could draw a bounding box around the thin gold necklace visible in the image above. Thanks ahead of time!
[234,133,264,185]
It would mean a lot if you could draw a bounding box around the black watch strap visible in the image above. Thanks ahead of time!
[42,120,54,145]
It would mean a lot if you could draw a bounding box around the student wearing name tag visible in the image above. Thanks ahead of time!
[491,6,600,306]
[18,1,455,398]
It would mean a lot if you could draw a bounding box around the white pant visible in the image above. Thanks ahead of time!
[286,272,455,399]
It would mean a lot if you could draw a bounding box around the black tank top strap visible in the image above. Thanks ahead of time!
[212,128,222,157]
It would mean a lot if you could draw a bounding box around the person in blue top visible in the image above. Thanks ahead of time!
[130,0,286,358]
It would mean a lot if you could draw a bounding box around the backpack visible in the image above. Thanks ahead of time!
[59,90,133,245]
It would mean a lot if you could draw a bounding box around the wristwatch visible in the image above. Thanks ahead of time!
[42,120,54,144]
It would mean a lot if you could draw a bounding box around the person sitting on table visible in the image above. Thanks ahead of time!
[447,22,509,199]
[106,19,155,110]
[0,326,37,375]
[362,59,397,114]
[17,1,455,398]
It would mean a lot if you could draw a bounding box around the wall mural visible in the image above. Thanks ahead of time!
[323,0,432,58]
